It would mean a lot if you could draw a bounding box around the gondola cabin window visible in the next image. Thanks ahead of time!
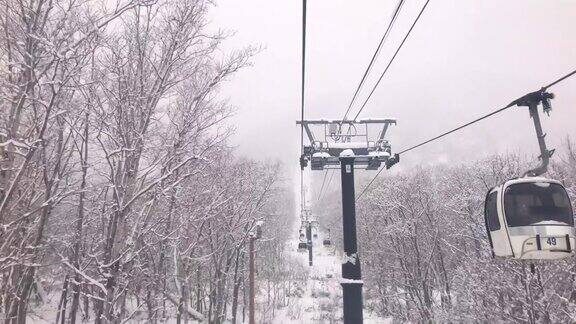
[485,191,500,231]
[504,182,574,227]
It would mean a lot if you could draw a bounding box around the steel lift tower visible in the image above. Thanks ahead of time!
[297,118,398,324]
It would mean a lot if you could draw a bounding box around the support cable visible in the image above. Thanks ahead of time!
[317,169,336,202]
[543,69,576,89]
[300,0,307,155]
[398,105,511,155]
[356,166,386,202]
[300,0,307,215]
[325,169,335,196]
[317,170,329,201]
[355,67,576,201]
[352,0,431,121]
[342,0,405,121]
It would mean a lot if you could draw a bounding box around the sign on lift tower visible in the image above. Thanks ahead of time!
[297,118,398,324]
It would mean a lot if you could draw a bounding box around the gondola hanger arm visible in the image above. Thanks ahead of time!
[510,89,555,177]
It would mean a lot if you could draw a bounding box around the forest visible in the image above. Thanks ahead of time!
[0,0,295,322]
[2,0,576,323]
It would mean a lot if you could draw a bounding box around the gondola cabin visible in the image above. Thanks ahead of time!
[485,177,575,259]
[297,242,308,252]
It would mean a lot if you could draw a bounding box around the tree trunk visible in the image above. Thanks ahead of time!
[231,250,244,324]
[56,276,69,324]
[70,112,89,324]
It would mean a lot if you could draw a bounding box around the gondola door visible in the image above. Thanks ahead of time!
[485,188,513,257]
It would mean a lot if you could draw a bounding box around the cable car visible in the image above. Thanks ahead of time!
[484,177,575,260]
[297,242,308,252]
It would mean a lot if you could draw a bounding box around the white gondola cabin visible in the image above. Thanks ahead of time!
[485,177,575,260]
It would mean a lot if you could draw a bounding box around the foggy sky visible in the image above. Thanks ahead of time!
[209,0,576,198]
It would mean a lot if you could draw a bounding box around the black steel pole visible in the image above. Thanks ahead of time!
[339,157,363,324]
[307,222,313,266]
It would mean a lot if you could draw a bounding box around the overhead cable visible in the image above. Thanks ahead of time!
[317,170,329,201]
[300,0,307,214]
[342,0,405,121]
[352,0,431,121]
[300,0,307,155]
[356,67,576,201]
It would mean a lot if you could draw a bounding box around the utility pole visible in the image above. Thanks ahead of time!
[249,236,255,324]
[340,156,363,323]
[248,222,262,324]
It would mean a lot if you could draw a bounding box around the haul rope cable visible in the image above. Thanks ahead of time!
[341,0,405,122]
[317,169,336,202]
[317,169,329,201]
[300,0,307,215]
[355,67,576,201]
[352,0,431,121]
[317,1,428,202]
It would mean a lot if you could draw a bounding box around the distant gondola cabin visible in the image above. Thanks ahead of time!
[485,177,575,259]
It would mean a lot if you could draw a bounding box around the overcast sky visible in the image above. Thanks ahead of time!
[209,0,576,200]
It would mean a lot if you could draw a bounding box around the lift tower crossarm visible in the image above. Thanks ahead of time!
[296,118,397,124]
[297,118,396,170]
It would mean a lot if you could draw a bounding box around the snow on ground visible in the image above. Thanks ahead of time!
[22,232,389,323]
[272,231,391,324]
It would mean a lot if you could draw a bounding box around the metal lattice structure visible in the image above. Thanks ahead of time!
[297,118,397,170]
